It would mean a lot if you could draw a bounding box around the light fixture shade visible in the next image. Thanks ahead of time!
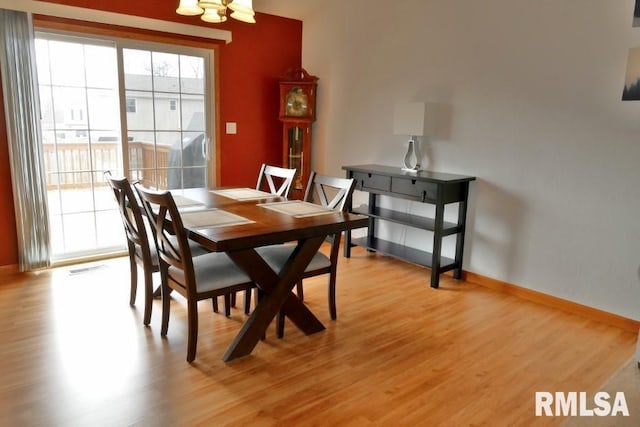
[201,8,227,22]
[176,0,256,24]
[228,0,255,15]
[198,0,226,10]
[394,102,425,136]
[176,0,204,16]
[230,10,256,24]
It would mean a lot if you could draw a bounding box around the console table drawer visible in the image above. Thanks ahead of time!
[391,177,438,201]
[353,172,391,192]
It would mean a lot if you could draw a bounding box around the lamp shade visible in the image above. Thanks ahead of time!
[201,8,227,22]
[228,0,255,15]
[394,102,425,136]
[176,0,204,16]
[230,10,256,23]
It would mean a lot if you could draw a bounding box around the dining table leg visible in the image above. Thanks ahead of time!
[222,236,326,362]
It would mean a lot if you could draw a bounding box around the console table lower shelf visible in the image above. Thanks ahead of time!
[350,236,457,274]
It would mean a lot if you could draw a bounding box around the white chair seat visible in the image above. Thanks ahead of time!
[168,252,251,293]
[256,244,331,273]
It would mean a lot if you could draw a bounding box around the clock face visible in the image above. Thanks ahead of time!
[285,87,309,117]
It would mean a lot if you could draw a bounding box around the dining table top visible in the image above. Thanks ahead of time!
[170,187,369,253]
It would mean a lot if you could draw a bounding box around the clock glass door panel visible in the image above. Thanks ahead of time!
[285,87,308,117]
[287,125,304,192]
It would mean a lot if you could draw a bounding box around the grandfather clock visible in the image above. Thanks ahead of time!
[278,67,318,199]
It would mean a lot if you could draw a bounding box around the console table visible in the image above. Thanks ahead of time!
[342,164,476,288]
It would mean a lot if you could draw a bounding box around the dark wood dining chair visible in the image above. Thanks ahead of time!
[105,172,216,323]
[256,171,356,337]
[105,171,159,326]
[233,163,298,314]
[134,184,255,362]
[255,163,297,198]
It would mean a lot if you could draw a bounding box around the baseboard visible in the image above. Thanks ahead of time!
[462,271,640,333]
[0,264,19,276]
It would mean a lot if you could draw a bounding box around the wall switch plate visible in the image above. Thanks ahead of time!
[226,122,237,134]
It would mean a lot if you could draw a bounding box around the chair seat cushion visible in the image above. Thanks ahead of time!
[181,237,211,258]
[168,252,251,293]
[134,242,159,266]
[256,244,331,273]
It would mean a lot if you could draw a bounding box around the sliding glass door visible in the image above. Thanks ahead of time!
[123,48,208,190]
[36,36,123,259]
[35,33,214,261]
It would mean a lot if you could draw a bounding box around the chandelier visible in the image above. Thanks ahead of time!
[176,0,256,24]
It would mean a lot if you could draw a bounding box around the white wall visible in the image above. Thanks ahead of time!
[302,0,640,319]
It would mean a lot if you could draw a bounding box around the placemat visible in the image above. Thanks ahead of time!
[171,194,204,210]
[258,200,335,218]
[211,188,275,201]
[181,209,254,229]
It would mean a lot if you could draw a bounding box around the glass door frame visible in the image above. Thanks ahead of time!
[34,19,220,262]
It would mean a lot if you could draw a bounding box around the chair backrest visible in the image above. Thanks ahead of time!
[256,163,297,197]
[134,184,196,293]
[104,171,151,257]
[303,171,356,212]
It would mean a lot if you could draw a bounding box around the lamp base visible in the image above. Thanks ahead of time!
[402,139,421,171]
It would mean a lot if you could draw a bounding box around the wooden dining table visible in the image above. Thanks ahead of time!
[171,187,368,362]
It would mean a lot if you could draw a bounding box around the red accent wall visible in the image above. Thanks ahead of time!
[0,1,302,267]
[217,13,302,186]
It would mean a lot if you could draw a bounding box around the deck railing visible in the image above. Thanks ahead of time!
[43,140,170,189]
[129,141,170,189]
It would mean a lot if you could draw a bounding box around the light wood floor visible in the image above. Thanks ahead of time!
[0,246,635,426]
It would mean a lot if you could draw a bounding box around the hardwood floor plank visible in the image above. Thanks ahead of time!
[0,246,635,426]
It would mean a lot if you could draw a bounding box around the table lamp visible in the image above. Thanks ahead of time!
[394,102,425,171]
